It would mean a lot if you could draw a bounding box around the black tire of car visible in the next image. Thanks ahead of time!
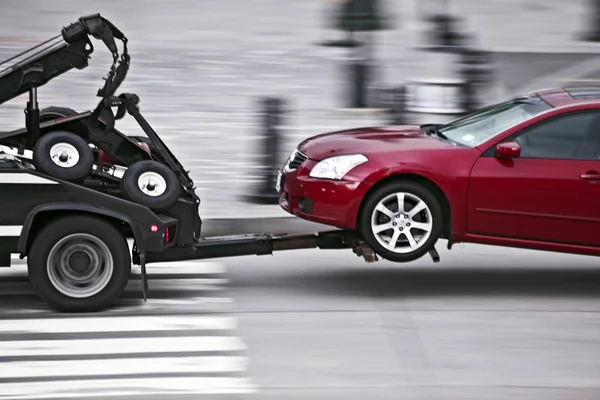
[359,180,444,263]
[39,106,78,122]
[121,160,180,211]
[33,131,94,182]
[27,215,131,313]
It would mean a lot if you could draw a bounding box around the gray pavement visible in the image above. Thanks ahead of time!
[2,243,600,399]
[0,260,258,398]
[223,242,600,400]
[2,0,600,219]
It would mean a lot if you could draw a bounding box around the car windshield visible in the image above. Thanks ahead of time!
[437,96,553,147]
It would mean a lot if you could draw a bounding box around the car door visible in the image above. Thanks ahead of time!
[466,110,600,246]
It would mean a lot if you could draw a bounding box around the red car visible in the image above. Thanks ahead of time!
[277,87,600,262]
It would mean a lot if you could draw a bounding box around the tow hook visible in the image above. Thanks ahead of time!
[352,242,379,263]
[428,246,440,263]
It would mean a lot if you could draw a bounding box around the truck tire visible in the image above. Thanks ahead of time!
[121,160,180,211]
[359,180,443,263]
[33,131,94,182]
[27,215,131,313]
[40,106,78,122]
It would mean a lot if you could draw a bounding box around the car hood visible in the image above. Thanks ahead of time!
[297,125,454,160]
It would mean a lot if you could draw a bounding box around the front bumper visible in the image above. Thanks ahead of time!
[277,160,372,229]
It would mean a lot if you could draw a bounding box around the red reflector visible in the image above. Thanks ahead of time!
[165,227,170,243]
[150,224,159,233]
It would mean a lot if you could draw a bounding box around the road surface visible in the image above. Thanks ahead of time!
[2,242,600,399]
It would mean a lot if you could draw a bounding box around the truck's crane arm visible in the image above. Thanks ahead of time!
[0,13,129,106]
[0,14,129,148]
[64,14,130,100]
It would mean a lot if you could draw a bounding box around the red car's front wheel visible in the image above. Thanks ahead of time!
[359,180,443,263]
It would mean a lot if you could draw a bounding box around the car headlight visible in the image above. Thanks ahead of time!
[309,154,368,180]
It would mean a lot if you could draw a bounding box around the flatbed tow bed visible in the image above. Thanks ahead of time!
[0,14,387,312]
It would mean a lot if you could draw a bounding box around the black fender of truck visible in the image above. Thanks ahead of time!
[16,202,145,254]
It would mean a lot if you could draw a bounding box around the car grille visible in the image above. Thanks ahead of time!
[288,150,308,170]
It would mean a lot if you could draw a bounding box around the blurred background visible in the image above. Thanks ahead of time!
[2,1,600,399]
[2,0,600,218]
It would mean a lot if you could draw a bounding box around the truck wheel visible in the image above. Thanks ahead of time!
[33,131,94,182]
[40,106,78,122]
[27,215,131,313]
[359,180,443,263]
[121,160,180,211]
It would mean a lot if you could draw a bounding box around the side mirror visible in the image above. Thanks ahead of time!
[495,142,521,159]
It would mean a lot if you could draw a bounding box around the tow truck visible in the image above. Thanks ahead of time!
[0,14,380,312]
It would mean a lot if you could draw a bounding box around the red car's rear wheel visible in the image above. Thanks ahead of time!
[359,180,443,263]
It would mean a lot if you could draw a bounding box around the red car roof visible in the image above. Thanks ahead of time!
[536,87,600,108]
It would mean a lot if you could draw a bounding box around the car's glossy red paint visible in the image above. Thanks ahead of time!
[279,159,371,228]
[279,88,600,257]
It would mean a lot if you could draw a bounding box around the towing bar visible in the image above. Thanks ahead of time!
[138,230,369,264]
[132,230,377,301]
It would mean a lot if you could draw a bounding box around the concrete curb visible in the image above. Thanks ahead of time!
[201,217,332,237]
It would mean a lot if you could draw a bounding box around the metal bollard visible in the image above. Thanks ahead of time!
[459,47,494,86]
[458,79,476,114]
[429,15,456,48]
[457,47,494,113]
[388,86,407,125]
[246,97,284,205]
[334,0,388,109]
[580,0,600,42]
[347,59,370,109]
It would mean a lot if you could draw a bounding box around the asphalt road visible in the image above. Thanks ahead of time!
[0,260,258,399]
[2,241,600,400]
[224,242,600,400]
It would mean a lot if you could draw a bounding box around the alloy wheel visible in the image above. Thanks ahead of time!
[370,191,433,254]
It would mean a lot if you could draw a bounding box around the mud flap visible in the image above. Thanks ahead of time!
[132,242,149,302]
[139,252,148,302]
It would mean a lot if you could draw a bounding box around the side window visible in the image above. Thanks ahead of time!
[513,112,600,160]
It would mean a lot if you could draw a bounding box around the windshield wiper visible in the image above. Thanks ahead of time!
[420,123,448,140]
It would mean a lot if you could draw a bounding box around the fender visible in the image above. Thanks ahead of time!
[16,202,145,254]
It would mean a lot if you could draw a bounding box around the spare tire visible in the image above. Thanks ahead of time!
[33,131,94,182]
[40,106,78,122]
[121,160,180,211]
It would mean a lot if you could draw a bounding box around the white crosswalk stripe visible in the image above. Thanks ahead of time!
[0,336,246,357]
[0,262,234,315]
[0,377,257,399]
[0,315,238,334]
[0,278,230,295]
[0,260,258,398]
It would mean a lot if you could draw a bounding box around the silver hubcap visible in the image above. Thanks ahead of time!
[50,143,79,168]
[47,233,114,298]
[138,172,167,197]
[371,192,433,254]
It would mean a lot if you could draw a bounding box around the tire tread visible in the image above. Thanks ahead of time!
[27,214,131,312]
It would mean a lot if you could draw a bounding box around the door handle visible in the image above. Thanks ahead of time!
[580,171,600,180]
